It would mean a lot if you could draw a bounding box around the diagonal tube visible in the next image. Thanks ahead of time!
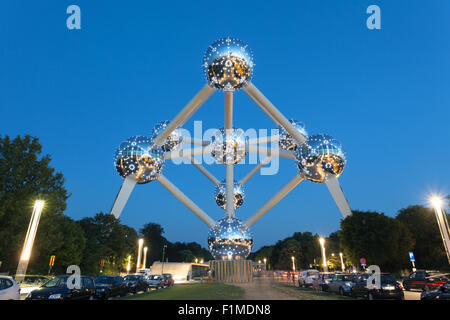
[246,174,304,227]
[157,174,215,228]
[324,175,352,218]
[239,156,273,185]
[153,84,215,146]
[110,175,137,218]
[243,82,307,145]
[188,157,220,185]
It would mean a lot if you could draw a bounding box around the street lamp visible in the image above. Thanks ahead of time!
[127,255,131,274]
[319,237,328,272]
[136,238,144,273]
[161,244,167,274]
[264,258,267,270]
[291,256,296,272]
[431,196,450,265]
[16,200,45,281]
[339,252,345,272]
[143,246,148,269]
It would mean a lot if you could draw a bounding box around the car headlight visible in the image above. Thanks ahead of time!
[344,282,353,287]
[48,293,62,300]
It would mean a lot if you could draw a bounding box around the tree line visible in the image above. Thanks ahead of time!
[250,207,450,273]
[0,135,212,276]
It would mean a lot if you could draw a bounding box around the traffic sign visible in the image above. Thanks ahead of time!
[360,258,366,265]
[49,255,55,267]
[408,252,415,262]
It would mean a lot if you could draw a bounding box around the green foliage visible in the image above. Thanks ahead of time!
[0,135,70,273]
[339,210,415,272]
[396,205,450,271]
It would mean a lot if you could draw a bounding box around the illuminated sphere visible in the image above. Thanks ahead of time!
[210,128,247,164]
[114,136,165,184]
[203,38,254,91]
[296,134,346,183]
[150,120,183,152]
[278,119,308,151]
[214,180,245,210]
[207,217,253,260]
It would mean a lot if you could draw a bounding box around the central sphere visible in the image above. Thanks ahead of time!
[277,119,308,151]
[214,180,245,210]
[296,134,346,183]
[210,128,247,164]
[150,120,183,152]
[203,38,254,91]
[207,217,253,260]
[114,136,165,184]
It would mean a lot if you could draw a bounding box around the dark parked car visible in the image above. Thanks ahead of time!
[352,273,404,300]
[123,274,149,294]
[318,272,333,292]
[146,274,164,289]
[327,273,357,296]
[94,275,128,299]
[162,273,174,287]
[25,275,96,300]
[402,270,448,292]
[421,281,450,300]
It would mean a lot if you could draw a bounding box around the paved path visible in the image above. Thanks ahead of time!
[233,277,297,300]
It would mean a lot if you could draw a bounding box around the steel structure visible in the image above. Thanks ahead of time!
[109,38,352,260]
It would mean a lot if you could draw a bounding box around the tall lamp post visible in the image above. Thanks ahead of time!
[264,258,267,271]
[291,256,296,272]
[136,238,144,273]
[16,200,45,282]
[143,246,148,269]
[161,244,167,274]
[126,255,131,274]
[431,196,450,265]
[319,237,328,272]
[339,252,345,272]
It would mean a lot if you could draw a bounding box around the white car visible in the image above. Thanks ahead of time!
[0,276,21,300]
[298,269,320,288]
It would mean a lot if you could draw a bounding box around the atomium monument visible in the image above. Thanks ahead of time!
[109,37,352,262]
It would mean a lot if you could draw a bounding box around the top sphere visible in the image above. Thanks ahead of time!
[277,119,308,151]
[150,120,183,152]
[114,136,165,184]
[296,134,346,183]
[203,38,254,91]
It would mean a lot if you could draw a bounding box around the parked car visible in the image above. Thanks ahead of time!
[162,273,174,287]
[352,273,404,300]
[146,274,164,289]
[123,274,149,294]
[94,275,128,299]
[402,270,448,292]
[298,270,319,288]
[421,281,450,300]
[17,275,52,296]
[0,276,21,300]
[327,273,357,296]
[25,275,96,300]
[318,272,334,292]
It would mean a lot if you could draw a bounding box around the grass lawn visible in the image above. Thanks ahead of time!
[118,283,245,300]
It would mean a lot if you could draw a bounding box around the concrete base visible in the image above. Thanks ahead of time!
[210,260,253,283]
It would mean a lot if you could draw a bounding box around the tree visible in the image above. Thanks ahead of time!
[0,135,69,273]
[140,222,169,266]
[396,205,450,270]
[78,213,138,275]
[339,210,414,272]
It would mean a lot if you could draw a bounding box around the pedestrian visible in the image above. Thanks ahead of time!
[312,276,320,292]
[211,268,216,282]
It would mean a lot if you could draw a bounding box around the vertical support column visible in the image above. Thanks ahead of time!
[224,91,235,219]
[433,204,450,265]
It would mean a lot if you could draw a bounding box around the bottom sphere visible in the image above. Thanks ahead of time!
[207,217,253,260]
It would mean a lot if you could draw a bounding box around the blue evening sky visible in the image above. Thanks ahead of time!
[1,1,449,251]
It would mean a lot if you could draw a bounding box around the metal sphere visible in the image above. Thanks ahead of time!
[150,120,183,152]
[207,217,253,260]
[277,119,308,151]
[203,38,254,91]
[114,136,165,184]
[210,128,247,164]
[296,134,346,183]
[214,180,245,210]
